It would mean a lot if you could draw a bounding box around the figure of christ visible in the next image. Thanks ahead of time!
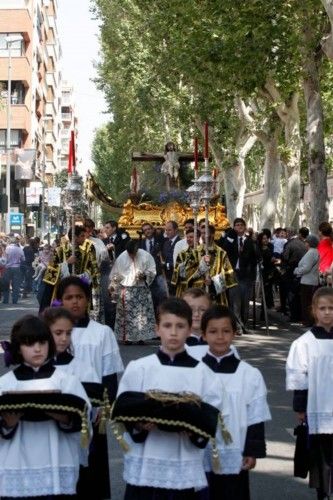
[161,141,181,191]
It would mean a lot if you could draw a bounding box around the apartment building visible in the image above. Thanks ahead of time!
[60,79,78,171]
[0,0,62,219]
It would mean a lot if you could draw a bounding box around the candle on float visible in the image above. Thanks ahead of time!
[204,121,209,159]
[194,137,198,174]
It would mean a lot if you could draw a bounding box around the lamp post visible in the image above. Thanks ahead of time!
[5,34,23,234]
[64,172,83,274]
[40,162,46,239]
[186,182,201,248]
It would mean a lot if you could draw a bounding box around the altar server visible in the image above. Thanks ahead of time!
[56,276,124,500]
[114,298,229,500]
[201,305,271,500]
[0,315,90,499]
[286,287,333,499]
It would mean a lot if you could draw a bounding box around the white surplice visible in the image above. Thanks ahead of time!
[0,367,91,498]
[286,329,333,434]
[117,353,228,490]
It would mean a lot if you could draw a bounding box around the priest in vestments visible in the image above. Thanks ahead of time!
[178,224,237,305]
[110,240,156,344]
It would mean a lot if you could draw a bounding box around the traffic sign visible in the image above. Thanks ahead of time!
[9,212,24,234]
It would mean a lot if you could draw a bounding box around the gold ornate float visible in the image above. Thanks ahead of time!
[118,199,229,238]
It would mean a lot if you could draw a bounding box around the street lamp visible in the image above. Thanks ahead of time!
[64,172,83,274]
[5,34,23,234]
[186,182,201,248]
[195,171,216,254]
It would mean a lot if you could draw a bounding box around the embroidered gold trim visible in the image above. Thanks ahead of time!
[0,402,90,447]
[111,415,212,440]
[145,390,202,407]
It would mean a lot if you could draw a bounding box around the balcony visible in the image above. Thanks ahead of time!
[46,42,59,62]
[0,8,32,36]
[45,101,56,116]
[61,141,70,155]
[0,57,31,86]
[61,128,70,137]
[46,71,57,88]
[61,96,72,106]
[61,112,72,122]
[45,159,56,174]
[0,104,30,133]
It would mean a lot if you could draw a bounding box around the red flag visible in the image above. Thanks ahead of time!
[71,130,76,171]
[67,131,76,174]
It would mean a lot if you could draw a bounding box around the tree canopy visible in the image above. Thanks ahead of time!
[91,0,333,229]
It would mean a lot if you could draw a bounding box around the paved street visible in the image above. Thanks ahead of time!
[0,297,314,499]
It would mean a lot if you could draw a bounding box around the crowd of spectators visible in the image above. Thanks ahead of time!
[2,216,333,333]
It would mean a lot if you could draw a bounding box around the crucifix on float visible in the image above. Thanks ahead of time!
[131,142,208,192]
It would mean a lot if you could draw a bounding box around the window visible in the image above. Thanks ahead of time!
[0,33,25,57]
[0,81,26,104]
[0,129,22,148]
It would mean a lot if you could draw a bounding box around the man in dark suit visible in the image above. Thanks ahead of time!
[103,220,130,264]
[221,218,258,332]
[139,222,168,313]
[162,220,181,294]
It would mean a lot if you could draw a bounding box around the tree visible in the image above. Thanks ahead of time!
[92,0,333,229]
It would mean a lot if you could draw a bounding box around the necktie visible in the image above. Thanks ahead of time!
[149,239,154,254]
[239,237,244,255]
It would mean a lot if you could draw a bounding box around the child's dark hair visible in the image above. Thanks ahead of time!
[10,315,56,364]
[43,307,75,327]
[157,298,192,327]
[56,276,90,300]
[182,287,211,303]
[201,305,237,333]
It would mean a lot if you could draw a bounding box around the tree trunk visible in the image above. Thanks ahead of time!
[321,0,333,60]
[218,99,257,223]
[302,26,328,233]
[284,95,302,228]
[261,81,301,228]
[222,159,246,223]
[258,128,282,230]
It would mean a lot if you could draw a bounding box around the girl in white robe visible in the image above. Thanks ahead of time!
[286,286,333,499]
[55,276,124,500]
[0,315,91,500]
[200,305,271,500]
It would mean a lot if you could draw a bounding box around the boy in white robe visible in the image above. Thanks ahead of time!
[115,297,228,500]
[200,305,271,500]
[286,287,333,499]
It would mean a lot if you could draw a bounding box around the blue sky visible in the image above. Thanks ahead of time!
[57,0,109,174]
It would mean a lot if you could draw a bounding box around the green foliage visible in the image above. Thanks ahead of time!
[91,0,333,204]
[54,168,69,189]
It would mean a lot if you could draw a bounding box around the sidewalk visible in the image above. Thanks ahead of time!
[0,295,39,340]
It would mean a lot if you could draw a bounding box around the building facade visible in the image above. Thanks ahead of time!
[0,0,79,235]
